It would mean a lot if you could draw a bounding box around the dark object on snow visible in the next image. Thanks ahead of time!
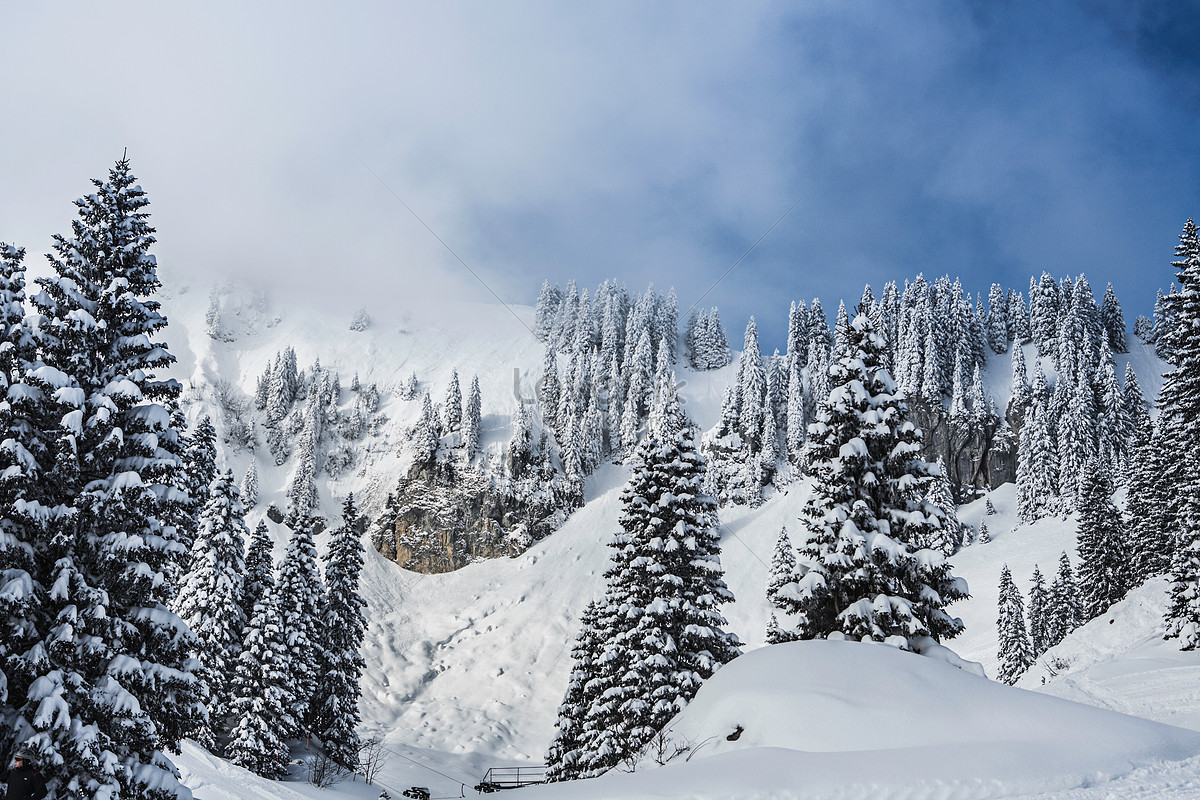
[7,752,48,800]
[266,503,285,524]
[726,724,744,741]
[474,765,546,792]
[401,788,429,800]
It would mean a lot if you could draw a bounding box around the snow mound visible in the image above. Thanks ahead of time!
[522,640,1200,800]
[1019,577,1200,732]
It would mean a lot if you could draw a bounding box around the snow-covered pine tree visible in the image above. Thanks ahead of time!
[1093,340,1125,479]
[1076,457,1128,620]
[1016,396,1058,522]
[315,495,367,766]
[997,565,1033,684]
[1056,373,1098,506]
[701,307,730,369]
[1046,552,1082,648]
[241,459,260,509]
[924,458,962,556]
[765,527,798,643]
[442,368,462,432]
[574,423,740,777]
[412,391,440,468]
[1008,289,1031,344]
[534,280,563,342]
[1127,421,1172,584]
[243,519,275,626]
[227,584,293,779]
[785,357,805,466]
[833,301,851,361]
[0,241,45,769]
[181,414,219,552]
[987,283,1009,354]
[1100,283,1127,353]
[1007,343,1032,429]
[1028,565,1049,658]
[792,310,967,649]
[736,317,766,450]
[463,374,482,460]
[978,521,991,544]
[287,427,319,513]
[1165,496,1200,650]
[545,601,611,781]
[174,471,249,743]
[1157,219,1200,593]
[16,157,203,798]
[275,511,327,738]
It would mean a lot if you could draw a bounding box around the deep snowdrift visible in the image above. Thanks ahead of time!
[518,640,1200,800]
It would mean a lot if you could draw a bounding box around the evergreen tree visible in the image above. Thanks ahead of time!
[997,565,1033,685]
[765,527,798,640]
[1126,421,1172,583]
[987,283,1008,354]
[924,458,962,556]
[315,495,367,766]
[1008,290,1031,344]
[442,368,462,432]
[736,317,766,450]
[1028,565,1049,658]
[544,601,609,781]
[14,157,203,798]
[174,471,249,743]
[1157,219,1200,589]
[791,311,967,648]
[227,585,292,779]
[241,459,260,509]
[1100,283,1127,353]
[1008,343,1032,429]
[1046,553,1082,648]
[412,392,440,467]
[1016,400,1058,522]
[181,415,219,551]
[566,426,739,777]
[463,374,482,460]
[243,519,276,626]
[785,357,806,466]
[978,521,991,544]
[1076,458,1128,619]
[1165,497,1200,650]
[540,346,560,433]
[274,512,327,738]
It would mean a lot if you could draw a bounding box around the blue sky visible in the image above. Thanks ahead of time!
[1,2,1197,351]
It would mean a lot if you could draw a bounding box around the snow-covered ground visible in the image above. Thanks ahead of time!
[159,282,1200,799]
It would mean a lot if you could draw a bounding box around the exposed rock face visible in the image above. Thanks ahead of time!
[908,400,1018,499]
[372,459,579,574]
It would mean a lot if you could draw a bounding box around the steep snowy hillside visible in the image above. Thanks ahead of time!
[158,282,1200,799]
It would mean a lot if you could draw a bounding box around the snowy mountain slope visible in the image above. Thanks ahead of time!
[155,282,1200,799]
[481,641,1200,800]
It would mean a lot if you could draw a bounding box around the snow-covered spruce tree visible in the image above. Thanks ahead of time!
[924,457,963,556]
[412,391,440,468]
[571,420,740,777]
[997,565,1033,685]
[1016,399,1058,523]
[791,310,967,649]
[463,374,482,460]
[545,600,611,782]
[442,368,462,432]
[180,414,219,552]
[1028,565,1049,658]
[315,495,367,766]
[275,510,327,738]
[1046,552,1082,648]
[174,471,249,744]
[241,459,260,509]
[1127,421,1172,583]
[765,527,799,643]
[1076,457,1128,620]
[227,584,293,779]
[15,157,203,799]
[242,519,275,627]
[977,521,991,544]
[1157,219,1200,593]
[1165,496,1200,650]
[1100,283,1127,353]
[0,241,47,767]
[987,283,1009,354]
